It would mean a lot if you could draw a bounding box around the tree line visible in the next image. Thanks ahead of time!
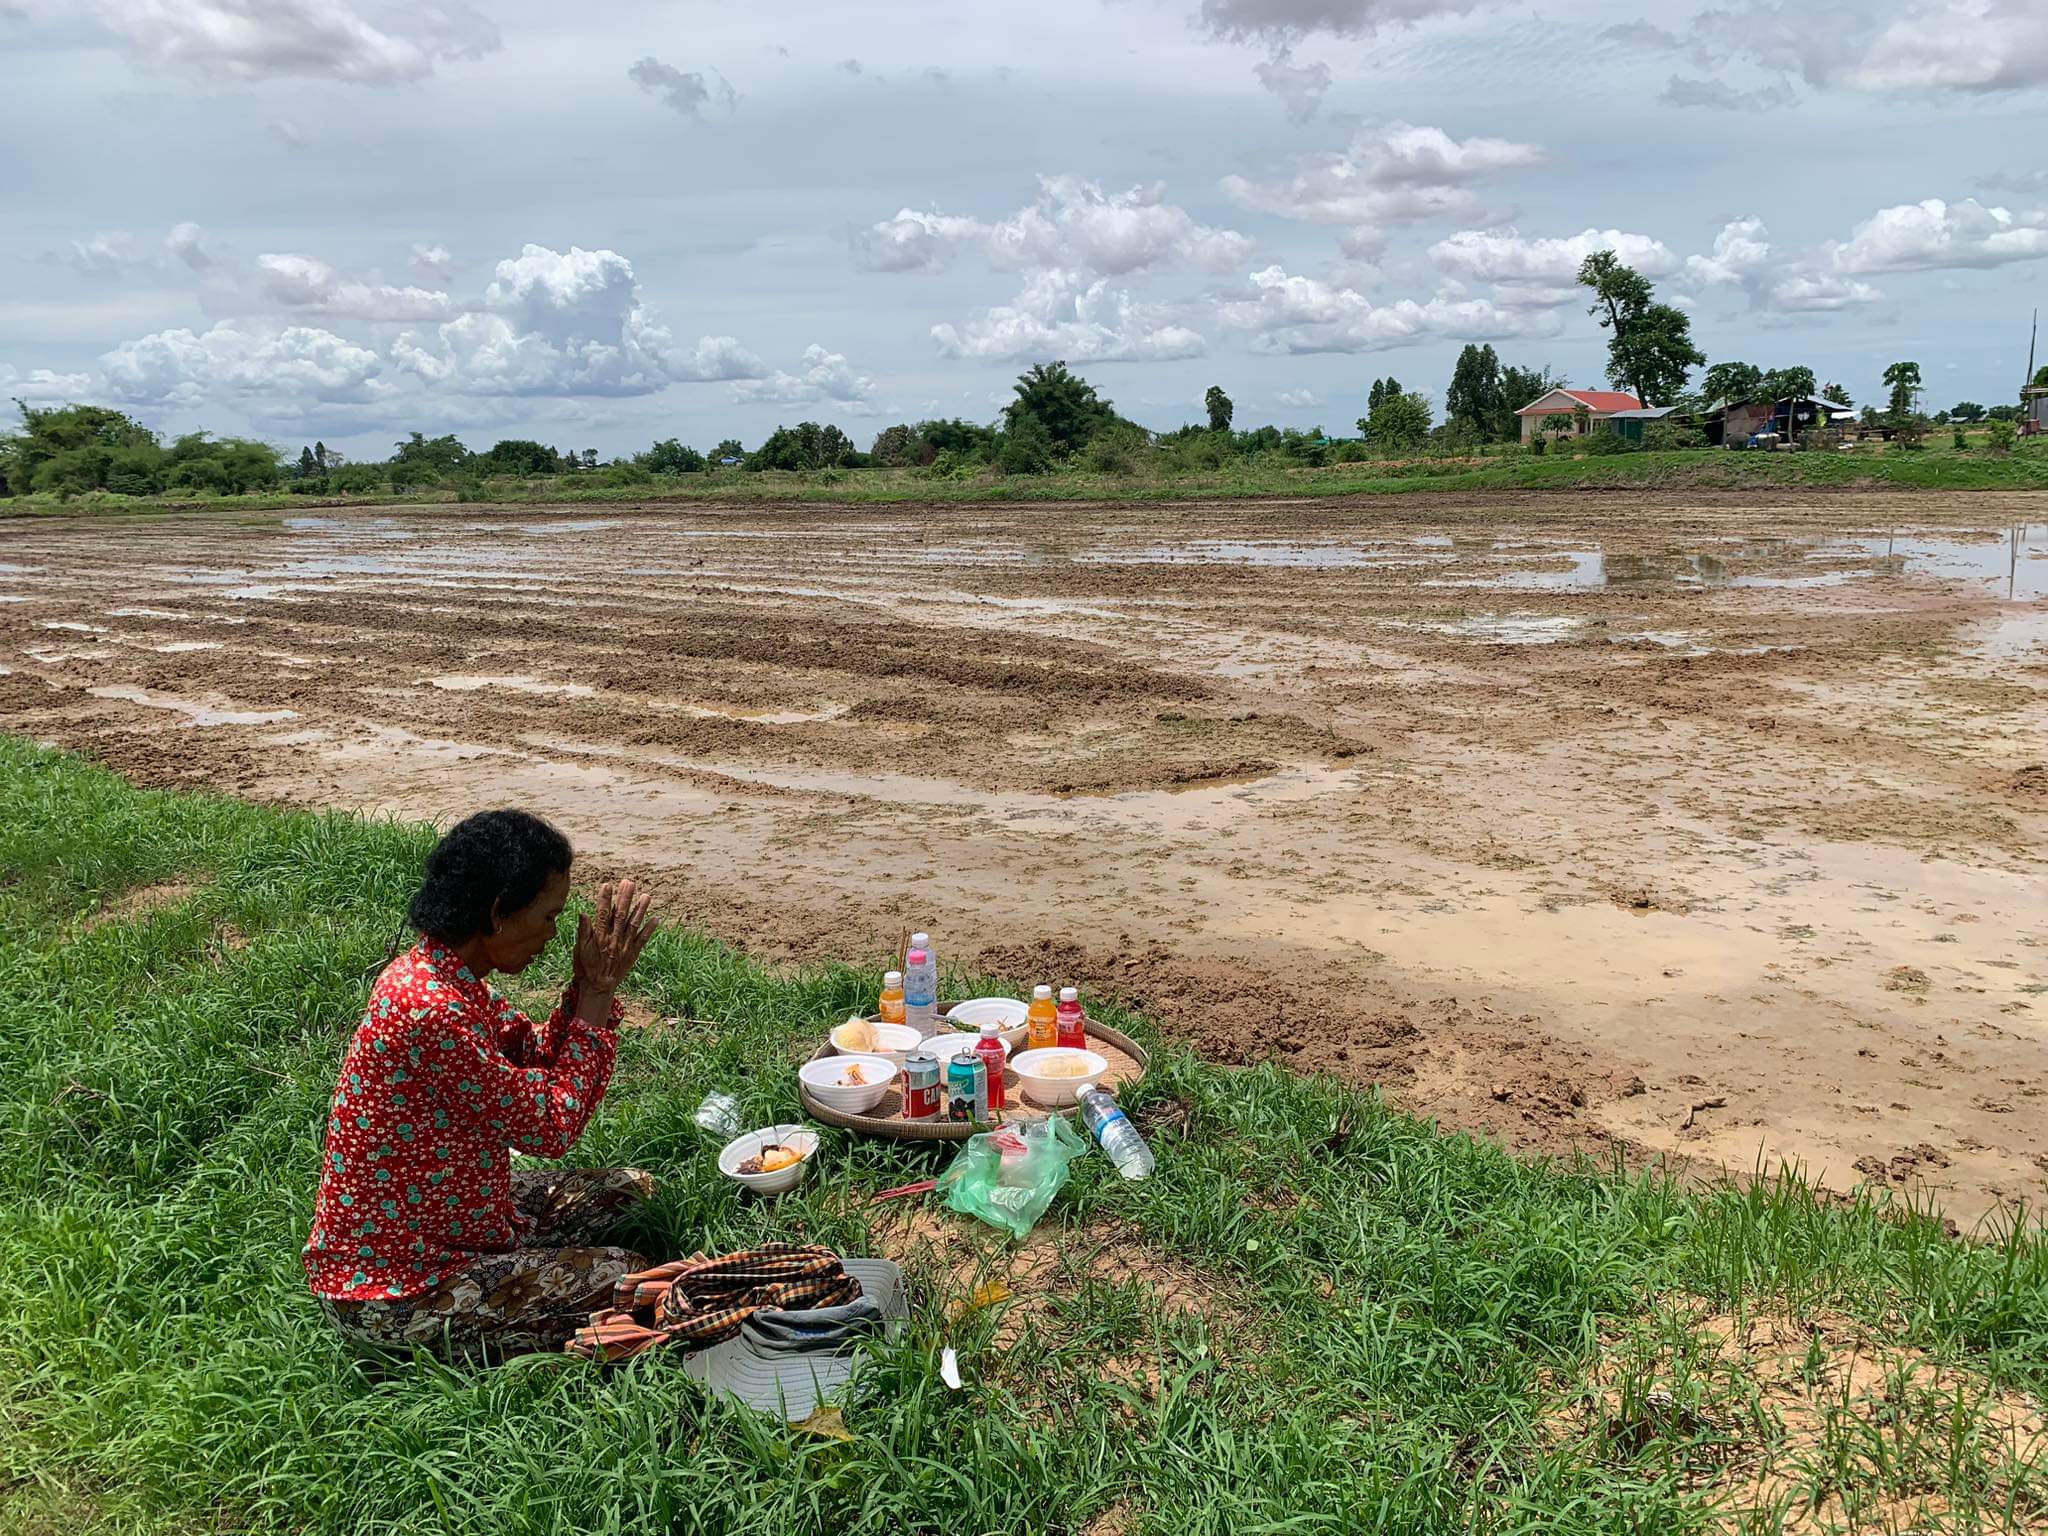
[6,253,2041,498]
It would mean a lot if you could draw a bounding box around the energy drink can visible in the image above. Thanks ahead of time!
[902,1052,942,1120]
[945,1055,988,1123]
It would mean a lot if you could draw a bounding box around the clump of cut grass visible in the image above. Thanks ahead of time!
[0,735,2042,1534]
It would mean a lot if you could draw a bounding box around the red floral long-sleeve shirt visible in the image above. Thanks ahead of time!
[304,939,622,1302]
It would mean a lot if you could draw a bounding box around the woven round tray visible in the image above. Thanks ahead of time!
[800,1018,1149,1141]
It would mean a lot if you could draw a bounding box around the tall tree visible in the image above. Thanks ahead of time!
[1760,366,1817,400]
[1365,376,1404,418]
[1500,364,1563,417]
[1005,361,1118,458]
[1701,362,1763,404]
[1949,401,1986,423]
[1822,381,1852,406]
[868,424,915,466]
[639,439,705,474]
[1358,390,1433,450]
[1576,251,1704,405]
[1882,361,1923,423]
[1444,345,1507,440]
[1203,385,1234,433]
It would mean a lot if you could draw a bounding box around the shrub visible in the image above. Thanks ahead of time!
[1082,422,1150,475]
[1642,421,1705,451]
[1579,428,1637,455]
[1952,426,1969,450]
[1987,419,2016,457]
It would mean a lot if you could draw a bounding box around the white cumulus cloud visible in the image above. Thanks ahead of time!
[409,243,453,282]
[931,269,1206,363]
[0,364,97,403]
[254,253,453,322]
[1222,122,1546,248]
[1646,1,2048,96]
[854,176,1252,278]
[1823,197,2048,275]
[100,321,390,408]
[730,344,877,408]
[391,243,763,397]
[1429,226,1679,284]
[1216,264,1561,354]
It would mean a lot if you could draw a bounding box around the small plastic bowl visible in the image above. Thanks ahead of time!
[799,1053,897,1115]
[829,1020,922,1064]
[718,1124,818,1195]
[945,996,1030,1032]
[1011,1047,1109,1107]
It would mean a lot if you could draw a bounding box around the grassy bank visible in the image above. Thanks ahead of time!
[1,738,2043,1535]
[6,441,2048,518]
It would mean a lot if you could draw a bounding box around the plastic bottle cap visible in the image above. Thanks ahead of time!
[884,970,902,985]
[980,1022,1000,1036]
[910,933,930,949]
[1059,987,1078,1002]
[906,950,928,966]
[1033,984,1052,1000]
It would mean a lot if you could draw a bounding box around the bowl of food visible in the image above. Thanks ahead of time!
[1010,1047,1108,1107]
[945,997,1030,1032]
[828,1015,922,1064]
[718,1124,819,1195]
[798,1053,897,1115]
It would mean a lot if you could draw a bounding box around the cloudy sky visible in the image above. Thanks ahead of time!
[2,0,2045,458]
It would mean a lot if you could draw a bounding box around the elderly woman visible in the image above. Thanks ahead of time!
[304,810,659,1358]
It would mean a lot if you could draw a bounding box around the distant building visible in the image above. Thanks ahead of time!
[2024,387,2047,437]
[1606,405,1681,444]
[1515,388,1643,443]
[1710,396,1854,448]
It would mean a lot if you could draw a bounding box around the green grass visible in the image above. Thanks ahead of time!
[7,440,2048,518]
[1,737,2043,1534]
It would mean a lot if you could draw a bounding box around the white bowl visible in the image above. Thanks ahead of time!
[1010,1047,1109,1107]
[799,1053,897,1115]
[946,996,1030,1031]
[829,1020,922,1064]
[924,1031,1014,1067]
[718,1124,819,1195]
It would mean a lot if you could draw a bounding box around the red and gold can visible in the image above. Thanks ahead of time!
[901,1052,942,1120]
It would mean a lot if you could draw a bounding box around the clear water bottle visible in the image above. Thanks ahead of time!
[1078,1085,1153,1180]
[904,936,939,1037]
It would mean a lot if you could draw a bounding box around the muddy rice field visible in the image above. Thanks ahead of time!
[3,492,2044,1223]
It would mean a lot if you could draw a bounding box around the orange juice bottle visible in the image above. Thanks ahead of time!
[879,970,906,1028]
[1025,984,1057,1051]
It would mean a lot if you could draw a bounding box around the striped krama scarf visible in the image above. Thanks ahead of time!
[566,1242,860,1362]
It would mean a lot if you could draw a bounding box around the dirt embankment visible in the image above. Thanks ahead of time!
[2,494,2044,1223]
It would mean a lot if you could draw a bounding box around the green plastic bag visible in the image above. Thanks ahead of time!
[938,1114,1088,1239]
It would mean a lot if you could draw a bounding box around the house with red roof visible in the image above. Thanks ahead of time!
[1514,387,1643,443]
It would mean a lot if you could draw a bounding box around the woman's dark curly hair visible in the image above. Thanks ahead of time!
[406,810,573,947]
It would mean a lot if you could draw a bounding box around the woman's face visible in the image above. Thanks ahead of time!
[482,867,572,975]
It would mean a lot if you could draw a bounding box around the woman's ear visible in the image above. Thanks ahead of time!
[488,897,504,935]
